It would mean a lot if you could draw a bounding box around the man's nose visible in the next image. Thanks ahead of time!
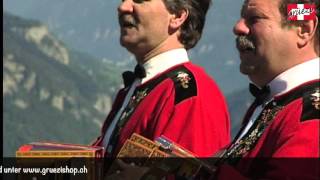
[118,0,134,13]
[233,18,250,36]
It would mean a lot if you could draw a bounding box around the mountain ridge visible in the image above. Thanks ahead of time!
[3,12,122,156]
[3,0,249,94]
[3,7,254,156]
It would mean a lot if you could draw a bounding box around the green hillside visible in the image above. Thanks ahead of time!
[3,12,122,156]
[3,11,254,157]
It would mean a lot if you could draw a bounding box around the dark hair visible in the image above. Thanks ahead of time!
[279,0,319,50]
[163,0,212,49]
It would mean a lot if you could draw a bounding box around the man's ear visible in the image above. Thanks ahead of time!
[297,17,318,47]
[169,9,189,30]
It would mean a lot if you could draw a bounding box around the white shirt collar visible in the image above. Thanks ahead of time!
[238,58,319,141]
[140,48,189,84]
[268,57,320,97]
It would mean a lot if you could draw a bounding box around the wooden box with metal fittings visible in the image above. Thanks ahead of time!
[15,142,105,180]
[109,133,217,179]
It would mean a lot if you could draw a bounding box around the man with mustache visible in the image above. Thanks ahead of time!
[93,0,230,164]
[214,0,319,179]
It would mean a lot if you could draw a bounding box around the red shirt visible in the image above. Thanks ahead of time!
[216,80,320,180]
[93,62,231,157]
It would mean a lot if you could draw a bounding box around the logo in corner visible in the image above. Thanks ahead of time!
[287,4,316,21]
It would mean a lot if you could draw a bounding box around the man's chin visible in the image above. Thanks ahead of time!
[120,38,135,48]
[239,64,256,75]
[120,40,140,54]
[239,50,256,58]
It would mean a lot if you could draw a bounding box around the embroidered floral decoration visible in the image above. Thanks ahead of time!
[118,88,148,127]
[176,71,191,89]
[223,104,283,164]
[310,88,320,110]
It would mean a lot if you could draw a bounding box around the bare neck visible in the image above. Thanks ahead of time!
[250,49,318,87]
[135,36,184,64]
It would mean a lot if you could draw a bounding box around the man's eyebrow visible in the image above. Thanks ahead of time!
[241,5,266,18]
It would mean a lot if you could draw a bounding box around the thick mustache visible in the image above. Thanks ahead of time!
[236,36,256,51]
[119,14,137,27]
